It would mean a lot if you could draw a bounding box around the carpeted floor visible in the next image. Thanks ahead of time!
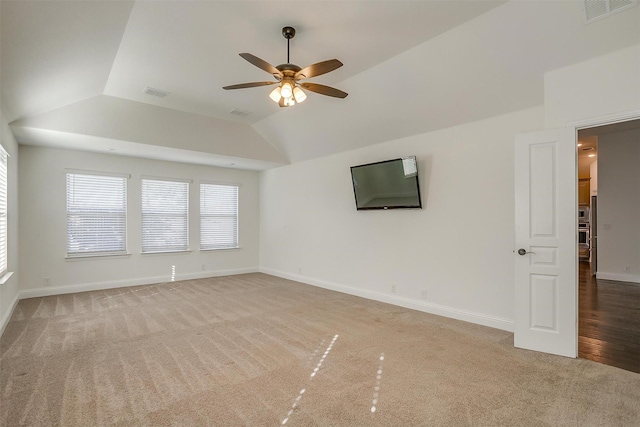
[1,273,639,426]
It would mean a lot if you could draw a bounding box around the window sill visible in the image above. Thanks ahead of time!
[141,250,192,256]
[66,253,131,261]
[200,247,241,252]
[0,271,14,285]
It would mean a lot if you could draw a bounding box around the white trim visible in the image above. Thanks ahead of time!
[64,169,130,179]
[66,253,131,261]
[0,292,20,338]
[18,268,259,300]
[0,271,14,285]
[141,175,192,183]
[200,247,241,252]
[567,110,640,130]
[5,268,511,338]
[261,268,514,332]
[199,179,243,187]
[596,272,640,284]
[563,110,640,354]
[1,269,257,337]
[140,250,192,256]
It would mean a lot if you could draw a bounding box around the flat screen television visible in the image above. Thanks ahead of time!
[350,156,422,210]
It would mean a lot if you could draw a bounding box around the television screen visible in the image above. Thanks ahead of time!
[350,156,422,210]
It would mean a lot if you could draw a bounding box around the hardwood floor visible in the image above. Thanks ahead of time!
[578,261,640,374]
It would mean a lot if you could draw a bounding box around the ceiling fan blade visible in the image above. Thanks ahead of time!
[223,81,278,90]
[295,59,343,79]
[300,82,348,99]
[239,53,283,78]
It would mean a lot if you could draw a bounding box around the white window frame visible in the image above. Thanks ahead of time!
[200,183,239,250]
[141,177,190,254]
[66,171,129,258]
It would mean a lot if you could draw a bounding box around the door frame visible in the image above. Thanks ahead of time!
[568,109,640,353]
[568,110,640,131]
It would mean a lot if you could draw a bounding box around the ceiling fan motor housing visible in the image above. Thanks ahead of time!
[275,63,302,77]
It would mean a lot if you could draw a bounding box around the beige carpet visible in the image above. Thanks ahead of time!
[1,273,639,426]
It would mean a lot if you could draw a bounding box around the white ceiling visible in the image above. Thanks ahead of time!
[2,1,640,169]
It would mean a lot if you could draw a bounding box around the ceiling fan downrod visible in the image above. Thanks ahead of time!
[282,26,295,64]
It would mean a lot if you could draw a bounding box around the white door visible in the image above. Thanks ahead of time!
[514,128,577,358]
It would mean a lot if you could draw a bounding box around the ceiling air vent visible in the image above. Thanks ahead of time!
[143,87,170,98]
[229,109,251,117]
[583,0,638,23]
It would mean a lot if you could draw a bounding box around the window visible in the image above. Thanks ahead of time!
[66,173,127,257]
[200,183,239,250]
[142,178,189,253]
[0,146,8,274]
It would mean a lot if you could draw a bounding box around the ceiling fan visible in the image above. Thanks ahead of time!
[223,26,348,107]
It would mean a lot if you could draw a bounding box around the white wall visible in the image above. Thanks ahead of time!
[18,146,260,296]
[13,95,288,165]
[545,44,640,128]
[0,107,20,334]
[260,106,544,330]
[596,128,640,283]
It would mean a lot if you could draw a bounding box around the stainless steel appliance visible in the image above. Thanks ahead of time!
[578,225,589,244]
[578,224,590,260]
[578,220,590,260]
[578,205,590,223]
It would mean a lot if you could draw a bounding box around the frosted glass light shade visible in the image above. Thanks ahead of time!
[269,86,282,103]
[281,82,293,98]
[293,86,307,103]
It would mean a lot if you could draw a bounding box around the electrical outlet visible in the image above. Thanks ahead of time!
[420,289,428,300]
[298,267,302,274]
[201,264,206,271]
[43,277,51,286]
[624,266,630,273]
[391,284,397,294]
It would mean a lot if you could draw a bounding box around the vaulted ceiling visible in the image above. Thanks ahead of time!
[2,1,639,170]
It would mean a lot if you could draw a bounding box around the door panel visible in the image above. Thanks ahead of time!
[514,128,577,357]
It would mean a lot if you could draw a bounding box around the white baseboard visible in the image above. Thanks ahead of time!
[596,271,640,284]
[18,267,259,300]
[0,293,20,338]
[260,268,514,332]
[6,267,514,337]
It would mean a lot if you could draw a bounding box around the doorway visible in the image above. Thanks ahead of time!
[576,119,640,374]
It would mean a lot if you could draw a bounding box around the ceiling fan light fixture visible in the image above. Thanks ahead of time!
[293,86,307,103]
[281,81,293,98]
[223,26,347,106]
[269,86,282,103]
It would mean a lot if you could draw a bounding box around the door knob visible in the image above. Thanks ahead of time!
[517,248,535,256]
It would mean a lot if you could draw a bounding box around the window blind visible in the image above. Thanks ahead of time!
[200,183,239,250]
[142,179,189,253]
[0,147,8,274]
[66,173,127,257]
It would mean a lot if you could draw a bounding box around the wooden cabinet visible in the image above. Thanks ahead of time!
[578,178,591,205]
